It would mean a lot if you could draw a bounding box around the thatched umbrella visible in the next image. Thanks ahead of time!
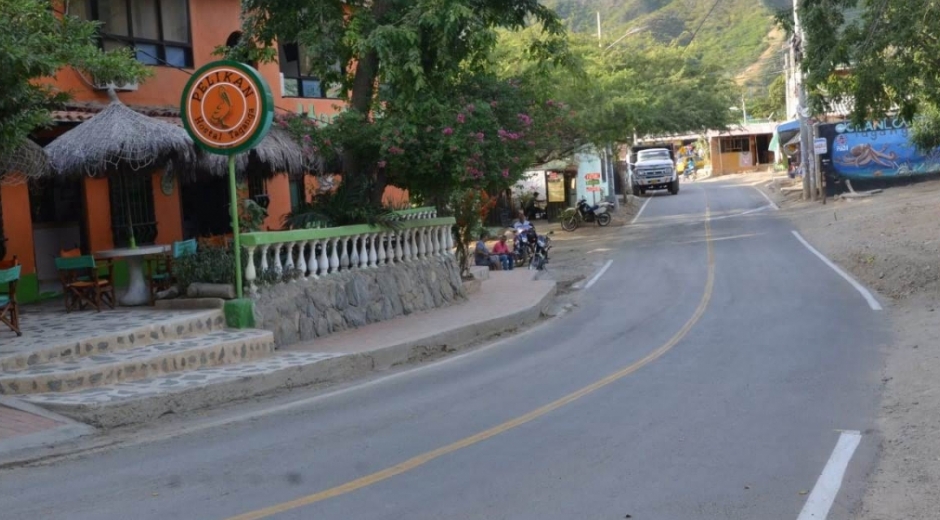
[45,98,196,178]
[0,139,51,185]
[45,95,198,247]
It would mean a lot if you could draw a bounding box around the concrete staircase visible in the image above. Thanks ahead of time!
[1,310,276,425]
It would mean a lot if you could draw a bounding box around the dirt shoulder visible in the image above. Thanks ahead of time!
[758,174,940,520]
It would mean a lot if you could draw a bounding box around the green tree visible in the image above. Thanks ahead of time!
[790,0,940,148]
[748,74,786,119]
[232,0,567,204]
[0,0,150,157]
[493,30,735,153]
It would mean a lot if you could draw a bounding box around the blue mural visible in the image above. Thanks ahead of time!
[822,119,940,179]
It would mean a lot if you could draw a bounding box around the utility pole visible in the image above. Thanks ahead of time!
[793,0,815,201]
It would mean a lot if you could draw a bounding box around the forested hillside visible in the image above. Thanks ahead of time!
[543,0,791,88]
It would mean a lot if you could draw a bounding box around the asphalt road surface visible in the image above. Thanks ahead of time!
[0,179,888,520]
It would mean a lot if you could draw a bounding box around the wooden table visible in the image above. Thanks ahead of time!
[96,244,169,306]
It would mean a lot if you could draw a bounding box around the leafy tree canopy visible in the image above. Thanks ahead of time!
[232,0,569,203]
[748,73,786,119]
[493,29,736,149]
[0,0,150,157]
[791,0,940,147]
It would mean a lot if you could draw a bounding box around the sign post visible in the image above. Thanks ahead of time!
[813,130,826,204]
[181,60,274,300]
[585,173,601,204]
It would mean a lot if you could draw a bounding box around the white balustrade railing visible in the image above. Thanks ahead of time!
[241,216,456,294]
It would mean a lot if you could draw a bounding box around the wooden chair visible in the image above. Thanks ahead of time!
[146,239,197,304]
[0,255,19,270]
[0,264,21,336]
[55,255,115,313]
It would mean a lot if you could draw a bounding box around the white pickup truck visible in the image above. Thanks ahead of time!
[631,148,679,196]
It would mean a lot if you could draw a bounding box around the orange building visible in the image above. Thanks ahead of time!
[1,0,407,302]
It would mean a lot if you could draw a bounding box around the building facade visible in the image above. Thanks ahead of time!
[1,0,407,302]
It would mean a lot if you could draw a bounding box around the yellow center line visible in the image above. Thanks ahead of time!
[224,193,716,520]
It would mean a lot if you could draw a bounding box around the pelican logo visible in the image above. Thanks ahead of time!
[210,86,234,129]
[181,61,274,155]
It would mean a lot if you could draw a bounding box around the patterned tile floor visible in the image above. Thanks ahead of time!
[23,351,342,406]
[0,300,218,361]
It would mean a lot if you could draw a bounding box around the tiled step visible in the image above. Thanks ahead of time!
[0,310,226,372]
[22,351,346,428]
[0,329,275,395]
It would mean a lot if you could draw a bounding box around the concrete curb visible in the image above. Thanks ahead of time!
[33,280,557,430]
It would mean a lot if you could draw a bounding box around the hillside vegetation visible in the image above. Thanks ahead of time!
[543,0,790,84]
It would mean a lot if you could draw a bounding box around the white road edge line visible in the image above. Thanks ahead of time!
[584,260,614,290]
[792,231,882,311]
[631,197,652,225]
[797,430,863,520]
[753,185,780,210]
[708,204,773,222]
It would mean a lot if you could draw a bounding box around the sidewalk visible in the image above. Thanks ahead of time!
[0,397,94,463]
[287,269,556,370]
[21,270,556,430]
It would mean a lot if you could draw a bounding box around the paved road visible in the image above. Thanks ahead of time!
[0,180,888,520]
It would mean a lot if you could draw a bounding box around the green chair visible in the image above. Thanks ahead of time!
[55,255,115,313]
[0,264,22,336]
[146,239,197,304]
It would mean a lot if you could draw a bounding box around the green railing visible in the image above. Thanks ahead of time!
[241,214,456,293]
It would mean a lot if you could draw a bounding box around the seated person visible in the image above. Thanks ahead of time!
[512,209,533,232]
[491,234,513,271]
[474,232,500,269]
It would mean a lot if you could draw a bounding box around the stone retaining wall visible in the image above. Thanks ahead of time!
[252,256,465,347]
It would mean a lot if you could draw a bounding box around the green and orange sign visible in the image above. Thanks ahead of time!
[180,60,274,156]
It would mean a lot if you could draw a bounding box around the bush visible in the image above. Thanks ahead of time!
[174,241,313,293]
[173,245,237,291]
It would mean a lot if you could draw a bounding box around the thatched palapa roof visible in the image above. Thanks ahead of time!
[45,99,196,178]
[195,126,310,180]
[0,139,51,185]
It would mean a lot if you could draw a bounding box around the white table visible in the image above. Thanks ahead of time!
[96,244,169,306]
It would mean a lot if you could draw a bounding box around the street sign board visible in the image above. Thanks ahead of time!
[586,179,600,186]
[813,137,828,155]
[586,186,603,192]
[585,173,601,180]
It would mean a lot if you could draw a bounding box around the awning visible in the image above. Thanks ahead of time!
[768,132,781,163]
[776,120,801,134]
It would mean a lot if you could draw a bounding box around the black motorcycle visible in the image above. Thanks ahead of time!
[513,225,551,270]
[530,233,551,271]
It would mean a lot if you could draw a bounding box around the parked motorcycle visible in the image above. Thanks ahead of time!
[560,199,613,232]
[529,233,552,271]
[512,225,551,270]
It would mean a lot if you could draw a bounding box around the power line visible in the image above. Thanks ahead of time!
[685,0,723,49]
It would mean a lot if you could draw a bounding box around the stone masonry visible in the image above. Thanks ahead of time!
[252,256,465,347]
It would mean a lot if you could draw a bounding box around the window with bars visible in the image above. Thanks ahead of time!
[70,0,193,68]
[247,173,270,209]
[720,137,751,153]
[109,175,158,247]
[278,43,344,99]
[289,177,310,212]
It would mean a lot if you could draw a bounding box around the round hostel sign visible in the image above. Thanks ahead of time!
[180,60,274,156]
